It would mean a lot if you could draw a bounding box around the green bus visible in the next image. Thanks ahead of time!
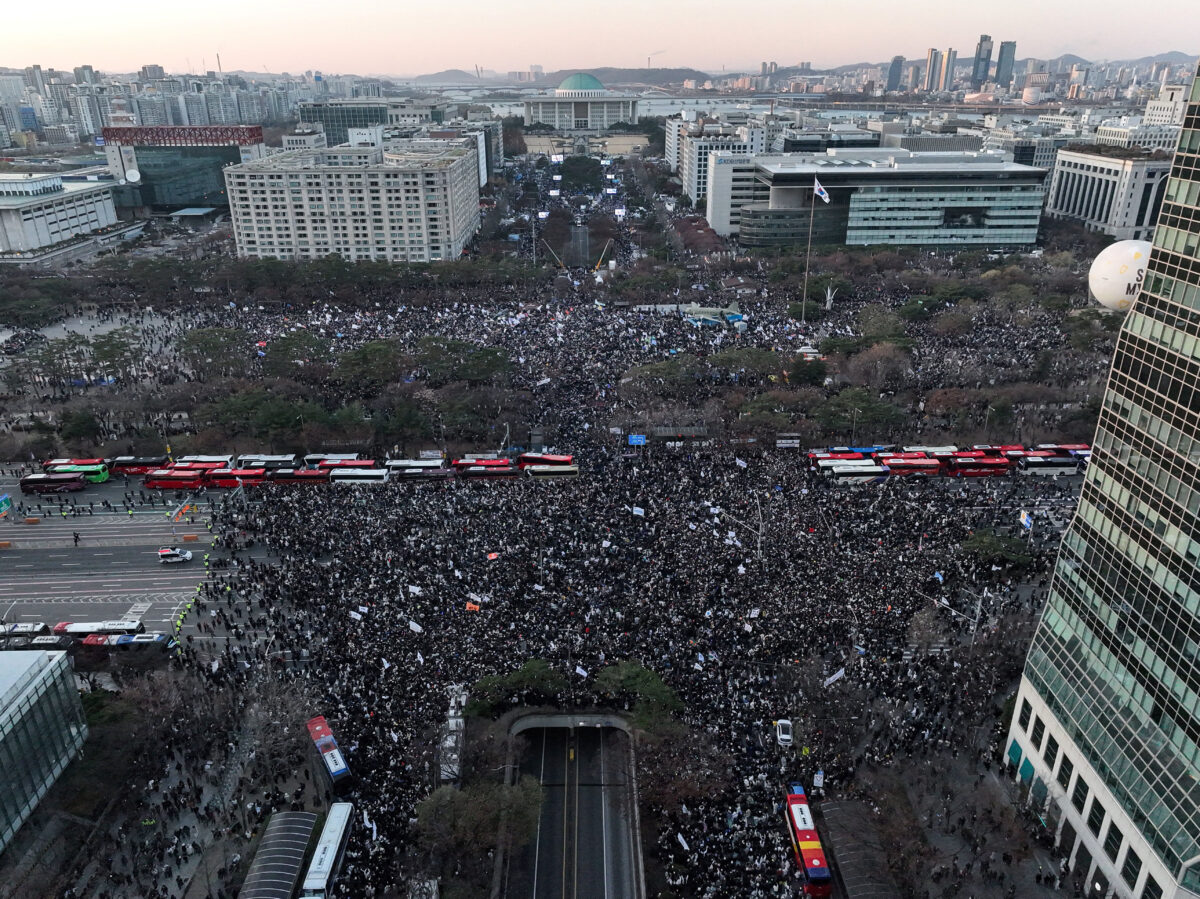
[46,464,110,484]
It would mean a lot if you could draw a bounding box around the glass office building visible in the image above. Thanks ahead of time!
[0,652,88,854]
[1008,64,1200,899]
[112,145,241,210]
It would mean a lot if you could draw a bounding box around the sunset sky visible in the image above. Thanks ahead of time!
[6,0,1196,77]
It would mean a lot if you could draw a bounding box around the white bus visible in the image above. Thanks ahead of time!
[176,454,234,466]
[383,459,445,472]
[816,458,877,475]
[328,468,390,485]
[901,445,958,454]
[304,453,359,468]
[831,464,890,485]
[300,802,354,898]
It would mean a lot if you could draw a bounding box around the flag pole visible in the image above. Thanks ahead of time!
[801,180,816,327]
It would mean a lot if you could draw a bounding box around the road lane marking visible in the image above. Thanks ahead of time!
[601,731,609,899]
[532,730,546,899]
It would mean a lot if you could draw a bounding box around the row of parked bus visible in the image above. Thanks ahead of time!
[0,620,176,662]
[806,443,1091,484]
[21,452,578,493]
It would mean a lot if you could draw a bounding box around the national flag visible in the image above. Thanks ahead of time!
[1019,510,1034,530]
[416,651,424,665]
[381,658,391,670]
[349,610,362,621]
[735,458,748,469]
[408,620,423,634]
[813,177,830,204]
[632,506,645,517]
[576,665,589,677]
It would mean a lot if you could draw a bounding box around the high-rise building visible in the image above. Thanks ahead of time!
[1007,64,1200,899]
[0,652,88,854]
[995,41,1017,89]
[140,64,165,81]
[924,49,943,92]
[972,34,994,88]
[224,141,481,263]
[940,49,958,92]
[886,56,905,92]
[73,65,97,86]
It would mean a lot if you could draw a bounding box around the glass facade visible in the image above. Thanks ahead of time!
[297,102,388,146]
[0,652,88,853]
[113,145,241,210]
[1018,65,1200,896]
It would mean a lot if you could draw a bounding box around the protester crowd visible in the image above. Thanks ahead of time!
[86,446,1067,899]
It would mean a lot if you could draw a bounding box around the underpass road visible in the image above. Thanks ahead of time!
[520,727,640,899]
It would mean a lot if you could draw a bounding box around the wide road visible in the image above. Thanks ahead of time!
[513,726,639,899]
[0,475,212,634]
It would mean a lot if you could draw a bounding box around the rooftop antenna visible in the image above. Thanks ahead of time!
[216,53,223,74]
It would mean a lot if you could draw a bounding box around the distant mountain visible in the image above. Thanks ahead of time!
[410,66,713,87]
[541,67,713,87]
[412,69,481,84]
[1114,51,1197,67]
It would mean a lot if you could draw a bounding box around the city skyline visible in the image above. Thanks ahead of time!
[4,0,1196,78]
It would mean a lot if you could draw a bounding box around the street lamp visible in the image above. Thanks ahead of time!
[850,407,862,446]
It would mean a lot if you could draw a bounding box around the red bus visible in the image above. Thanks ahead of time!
[318,458,377,469]
[43,457,108,470]
[946,457,1012,478]
[144,469,206,490]
[268,468,331,485]
[307,716,352,791]
[203,468,267,488]
[516,453,574,469]
[110,456,169,474]
[451,458,512,471]
[785,783,832,897]
[168,461,226,472]
[883,459,943,478]
[806,451,865,470]
[875,451,928,461]
[20,473,87,494]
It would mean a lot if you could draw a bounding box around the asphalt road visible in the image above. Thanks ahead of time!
[0,475,212,635]
[513,727,639,899]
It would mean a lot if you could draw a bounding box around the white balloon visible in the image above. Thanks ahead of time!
[1088,240,1151,312]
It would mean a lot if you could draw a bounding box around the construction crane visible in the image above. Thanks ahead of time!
[592,239,615,272]
[541,239,568,270]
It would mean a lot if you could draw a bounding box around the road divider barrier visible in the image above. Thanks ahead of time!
[23,517,39,525]
[182,534,199,542]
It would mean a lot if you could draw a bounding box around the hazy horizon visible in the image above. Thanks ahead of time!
[5,0,1197,78]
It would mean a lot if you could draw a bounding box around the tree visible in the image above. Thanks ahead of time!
[856,304,905,341]
[416,777,542,882]
[843,343,913,391]
[961,530,1032,567]
[335,340,403,391]
[178,328,251,379]
[90,327,142,380]
[559,156,604,193]
[259,331,330,380]
[790,358,828,386]
[815,387,904,434]
[60,410,102,445]
[465,659,568,718]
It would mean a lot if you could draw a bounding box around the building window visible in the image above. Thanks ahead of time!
[1044,735,1060,773]
[1086,798,1106,837]
[1120,850,1142,888]
[1030,716,1046,750]
[1018,698,1032,730]
[1057,755,1074,790]
[1103,821,1123,861]
[1071,777,1089,813]
[1142,877,1163,899]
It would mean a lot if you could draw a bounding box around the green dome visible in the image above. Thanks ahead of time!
[557,73,605,92]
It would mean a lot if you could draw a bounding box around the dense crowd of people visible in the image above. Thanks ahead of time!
[106,448,1070,899]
